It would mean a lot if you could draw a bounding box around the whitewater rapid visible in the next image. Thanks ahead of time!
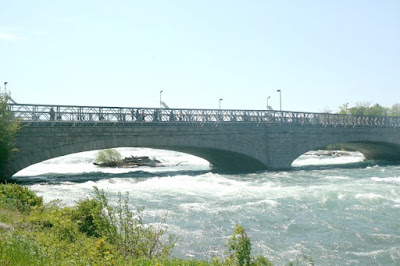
[13,148,400,265]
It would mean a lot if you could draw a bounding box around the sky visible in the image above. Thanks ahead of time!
[1,0,399,112]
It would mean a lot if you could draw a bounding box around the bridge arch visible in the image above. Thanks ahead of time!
[290,139,400,167]
[7,125,268,178]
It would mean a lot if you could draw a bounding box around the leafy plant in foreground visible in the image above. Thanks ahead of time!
[87,187,176,259]
[0,233,51,266]
[0,183,43,212]
[73,197,104,237]
[223,224,273,266]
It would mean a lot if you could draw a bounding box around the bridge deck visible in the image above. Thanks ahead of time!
[9,103,400,128]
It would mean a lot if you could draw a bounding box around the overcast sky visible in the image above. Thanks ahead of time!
[1,0,399,112]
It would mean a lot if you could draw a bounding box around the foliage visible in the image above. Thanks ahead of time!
[0,185,177,265]
[95,149,123,166]
[0,183,43,212]
[23,186,175,261]
[338,103,350,115]
[364,104,387,116]
[337,102,398,117]
[0,233,52,266]
[0,94,21,176]
[72,197,104,237]
[227,224,252,265]
[0,184,286,265]
[90,187,176,259]
[389,103,400,117]
[223,224,273,266]
[348,102,371,116]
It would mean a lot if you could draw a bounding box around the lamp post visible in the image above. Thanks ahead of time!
[159,90,163,108]
[4,82,8,94]
[267,96,271,109]
[276,90,281,111]
[219,98,223,110]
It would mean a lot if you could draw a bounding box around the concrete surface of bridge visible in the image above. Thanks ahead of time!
[2,103,400,180]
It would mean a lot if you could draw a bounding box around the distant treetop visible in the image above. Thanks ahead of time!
[338,102,400,117]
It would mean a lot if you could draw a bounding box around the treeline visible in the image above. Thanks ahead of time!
[337,102,400,117]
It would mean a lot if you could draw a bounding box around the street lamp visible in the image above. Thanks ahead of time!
[276,90,282,111]
[4,82,8,94]
[159,90,163,108]
[219,98,223,110]
[267,96,271,109]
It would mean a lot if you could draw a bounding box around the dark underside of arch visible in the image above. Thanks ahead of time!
[157,146,268,172]
[325,141,400,161]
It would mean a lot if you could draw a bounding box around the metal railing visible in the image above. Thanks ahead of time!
[8,103,400,128]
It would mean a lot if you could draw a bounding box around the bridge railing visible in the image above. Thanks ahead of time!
[8,103,400,127]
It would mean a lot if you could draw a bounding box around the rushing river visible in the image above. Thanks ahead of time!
[12,148,400,265]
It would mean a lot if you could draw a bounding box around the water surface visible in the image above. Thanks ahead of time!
[13,148,400,265]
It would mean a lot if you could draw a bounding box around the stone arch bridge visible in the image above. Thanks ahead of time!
[2,103,400,180]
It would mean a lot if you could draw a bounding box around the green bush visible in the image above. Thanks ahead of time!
[27,203,80,244]
[0,185,284,265]
[95,149,122,166]
[0,94,21,178]
[0,183,43,212]
[18,187,175,263]
[91,187,176,259]
[72,197,105,237]
[227,224,252,266]
[224,224,273,266]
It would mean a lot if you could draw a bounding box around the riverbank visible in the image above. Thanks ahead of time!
[0,183,276,265]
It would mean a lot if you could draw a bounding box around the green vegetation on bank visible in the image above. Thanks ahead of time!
[0,183,289,265]
[0,94,21,178]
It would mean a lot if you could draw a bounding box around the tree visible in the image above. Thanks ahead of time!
[340,102,390,117]
[348,102,370,116]
[321,107,332,114]
[338,103,350,115]
[0,94,20,176]
[365,104,388,116]
[389,103,400,117]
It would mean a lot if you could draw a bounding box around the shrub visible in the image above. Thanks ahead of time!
[91,187,176,259]
[0,183,43,212]
[227,224,252,266]
[1,184,281,265]
[95,149,122,166]
[0,93,21,179]
[225,224,273,266]
[27,203,80,243]
[72,197,105,237]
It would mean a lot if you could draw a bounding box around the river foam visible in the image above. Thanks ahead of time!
[12,148,400,265]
